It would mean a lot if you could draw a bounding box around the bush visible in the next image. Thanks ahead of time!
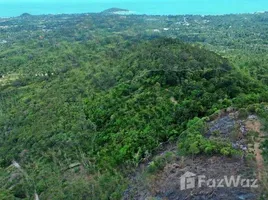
[178,118,239,157]
[0,189,15,200]
[238,108,249,119]
[147,152,176,174]
[247,105,257,113]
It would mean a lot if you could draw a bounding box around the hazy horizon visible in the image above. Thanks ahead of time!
[0,0,268,17]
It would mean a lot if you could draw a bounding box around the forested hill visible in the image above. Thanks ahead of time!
[1,9,268,200]
[101,8,130,15]
[0,38,267,199]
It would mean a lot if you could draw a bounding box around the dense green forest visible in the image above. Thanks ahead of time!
[0,11,268,199]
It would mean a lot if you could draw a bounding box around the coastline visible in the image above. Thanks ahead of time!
[0,2,267,18]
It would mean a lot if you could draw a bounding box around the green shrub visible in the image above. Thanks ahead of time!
[247,105,257,113]
[0,189,15,200]
[178,118,239,157]
[147,152,176,174]
[238,108,249,119]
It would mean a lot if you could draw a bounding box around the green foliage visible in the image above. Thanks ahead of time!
[178,118,239,156]
[0,37,264,198]
[238,108,249,119]
[0,11,268,198]
[0,189,15,200]
[147,152,176,174]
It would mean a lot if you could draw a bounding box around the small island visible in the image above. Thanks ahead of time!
[20,13,32,18]
[101,8,132,15]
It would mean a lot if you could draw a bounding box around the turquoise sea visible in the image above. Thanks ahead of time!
[0,0,268,17]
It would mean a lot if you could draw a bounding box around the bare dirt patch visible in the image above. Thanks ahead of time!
[245,119,265,181]
[124,156,258,200]
[124,111,265,200]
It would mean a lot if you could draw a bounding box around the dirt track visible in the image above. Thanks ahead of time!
[245,119,265,181]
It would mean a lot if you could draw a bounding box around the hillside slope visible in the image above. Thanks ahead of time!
[0,39,267,199]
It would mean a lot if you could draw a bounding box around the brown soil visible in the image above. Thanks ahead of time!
[124,156,258,200]
[245,120,265,181]
[124,112,265,200]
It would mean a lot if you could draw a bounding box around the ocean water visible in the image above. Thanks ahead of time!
[0,0,268,17]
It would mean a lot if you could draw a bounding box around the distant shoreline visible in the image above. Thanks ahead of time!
[0,11,267,19]
[0,1,267,18]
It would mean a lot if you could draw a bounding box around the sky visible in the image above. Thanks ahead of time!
[0,0,177,2]
[0,0,266,4]
[0,0,114,3]
[0,0,267,17]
